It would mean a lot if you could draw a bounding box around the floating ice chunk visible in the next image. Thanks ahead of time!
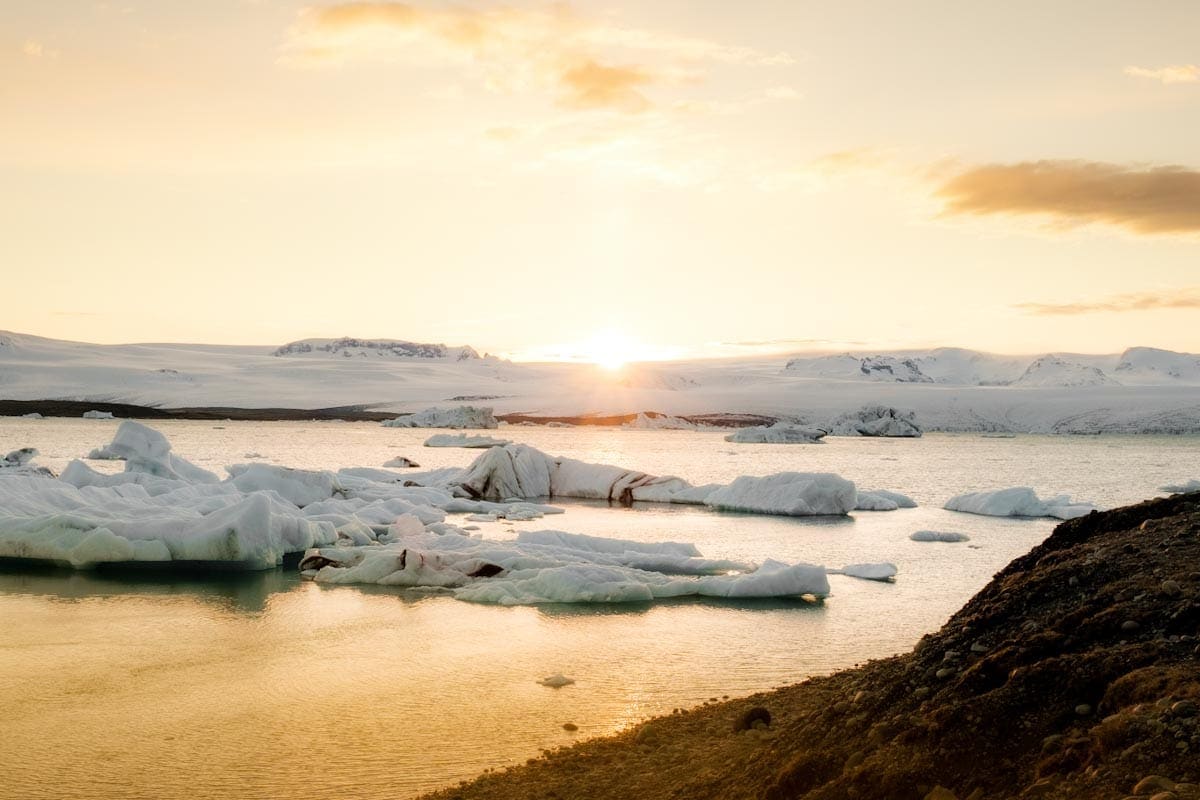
[704,473,857,516]
[300,529,823,604]
[855,489,918,511]
[466,513,499,522]
[830,562,898,581]
[455,445,556,499]
[3,447,38,467]
[829,406,922,437]
[944,487,1097,519]
[910,530,970,542]
[382,406,498,429]
[226,463,341,508]
[424,433,511,448]
[1160,479,1200,494]
[724,423,826,444]
[82,410,114,419]
[93,420,220,483]
[21,412,44,419]
[382,456,420,468]
[537,674,575,688]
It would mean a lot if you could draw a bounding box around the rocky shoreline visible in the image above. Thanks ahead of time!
[420,494,1200,800]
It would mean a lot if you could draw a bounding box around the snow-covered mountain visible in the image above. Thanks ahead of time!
[2,331,1199,433]
[273,337,480,361]
[1011,356,1119,388]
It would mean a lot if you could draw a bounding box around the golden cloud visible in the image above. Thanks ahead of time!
[284,2,791,112]
[935,160,1200,234]
[1015,288,1200,316]
[1124,64,1199,84]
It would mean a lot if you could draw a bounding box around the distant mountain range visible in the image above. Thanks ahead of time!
[2,332,1198,433]
[783,347,1200,387]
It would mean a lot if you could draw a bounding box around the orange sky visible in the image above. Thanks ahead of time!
[2,1,1198,359]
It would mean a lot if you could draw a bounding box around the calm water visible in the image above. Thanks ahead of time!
[1,419,1197,798]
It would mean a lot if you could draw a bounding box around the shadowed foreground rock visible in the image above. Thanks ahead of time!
[421,494,1200,800]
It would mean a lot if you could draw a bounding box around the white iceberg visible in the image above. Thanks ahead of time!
[82,410,115,420]
[910,530,970,542]
[382,406,498,429]
[829,406,922,437]
[21,412,44,419]
[3,447,38,467]
[382,456,420,468]
[724,423,826,444]
[829,562,898,581]
[855,489,918,511]
[93,420,221,484]
[944,487,1096,520]
[704,473,857,516]
[300,529,832,605]
[424,433,511,449]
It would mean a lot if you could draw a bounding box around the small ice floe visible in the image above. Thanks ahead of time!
[1160,479,1200,495]
[3,447,39,467]
[910,530,971,543]
[944,487,1096,520]
[855,489,918,511]
[828,562,898,582]
[424,434,511,449]
[724,423,826,444]
[382,456,420,468]
[538,673,575,688]
[82,410,114,420]
[381,406,498,429]
[21,412,44,419]
[705,473,857,516]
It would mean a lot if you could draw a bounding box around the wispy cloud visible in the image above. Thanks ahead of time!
[1015,288,1200,316]
[1124,64,1199,84]
[282,2,792,112]
[935,159,1200,235]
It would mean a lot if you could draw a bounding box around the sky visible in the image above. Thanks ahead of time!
[2,0,1199,361]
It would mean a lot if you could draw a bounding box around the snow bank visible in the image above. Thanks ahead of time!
[855,489,918,511]
[424,433,512,448]
[724,423,826,444]
[829,406,922,437]
[705,473,857,516]
[382,406,498,429]
[910,530,970,542]
[299,529,833,604]
[944,487,1096,520]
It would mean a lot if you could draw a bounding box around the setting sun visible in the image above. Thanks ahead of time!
[582,329,637,370]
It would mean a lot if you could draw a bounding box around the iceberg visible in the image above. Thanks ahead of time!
[424,433,512,448]
[82,410,115,419]
[944,487,1096,520]
[382,406,498,429]
[829,562,898,581]
[3,447,38,467]
[829,406,922,437]
[1160,479,1200,494]
[724,423,826,444]
[910,530,970,542]
[704,473,857,516]
[382,456,420,468]
[97,420,221,484]
[854,489,918,511]
[299,529,833,605]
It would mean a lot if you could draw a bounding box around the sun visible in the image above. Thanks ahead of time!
[581,329,636,371]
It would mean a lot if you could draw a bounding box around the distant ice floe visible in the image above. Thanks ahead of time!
[724,423,826,444]
[0,422,892,602]
[538,674,575,688]
[828,406,922,437]
[829,562,898,581]
[1160,479,1200,495]
[299,531,837,604]
[621,412,702,431]
[382,456,420,468]
[424,433,511,449]
[382,406,498,429]
[82,410,114,420]
[910,530,970,542]
[21,412,44,420]
[944,487,1096,520]
[855,489,918,511]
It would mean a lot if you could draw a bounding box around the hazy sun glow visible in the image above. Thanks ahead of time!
[581,329,641,370]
